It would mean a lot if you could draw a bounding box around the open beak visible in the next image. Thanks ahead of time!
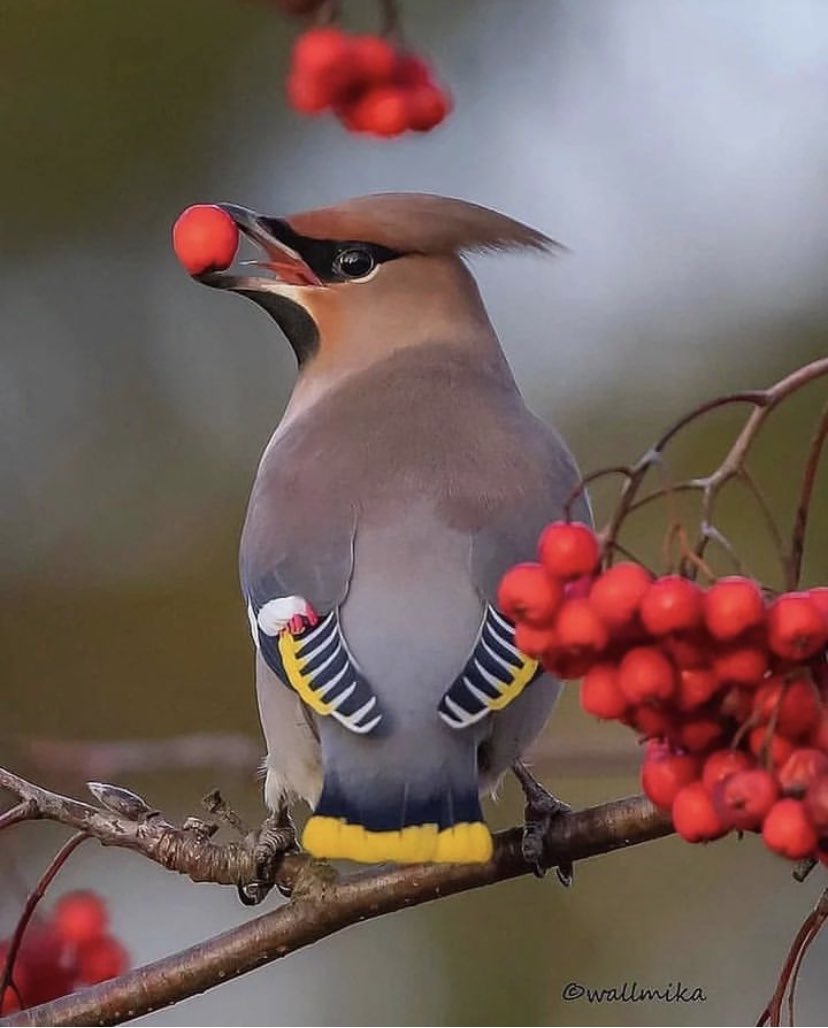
[199,204,322,292]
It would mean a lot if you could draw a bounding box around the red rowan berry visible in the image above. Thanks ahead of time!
[676,667,720,711]
[538,521,599,580]
[53,890,108,945]
[641,751,700,810]
[703,576,765,641]
[172,206,239,277]
[580,663,628,719]
[712,641,768,688]
[76,935,129,986]
[777,748,828,795]
[677,715,726,753]
[640,576,705,636]
[618,646,677,704]
[702,749,754,793]
[753,673,821,739]
[767,593,828,661]
[672,782,727,842]
[497,563,563,627]
[588,562,653,632]
[554,598,609,653]
[749,725,795,767]
[514,621,557,659]
[715,769,778,831]
[762,798,818,859]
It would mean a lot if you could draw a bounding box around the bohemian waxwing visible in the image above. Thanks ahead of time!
[196,193,590,869]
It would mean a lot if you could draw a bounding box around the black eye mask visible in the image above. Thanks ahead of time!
[259,217,403,282]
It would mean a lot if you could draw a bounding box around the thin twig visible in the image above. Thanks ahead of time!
[756,887,828,1027]
[0,834,88,1004]
[788,398,828,591]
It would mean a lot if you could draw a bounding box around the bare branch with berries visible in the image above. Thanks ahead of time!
[0,789,670,1026]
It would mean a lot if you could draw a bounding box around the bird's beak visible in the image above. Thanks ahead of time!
[199,203,322,292]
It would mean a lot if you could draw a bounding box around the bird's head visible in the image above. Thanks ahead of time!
[198,193,559,374]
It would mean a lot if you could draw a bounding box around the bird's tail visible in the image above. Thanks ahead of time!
[301,755,493,864]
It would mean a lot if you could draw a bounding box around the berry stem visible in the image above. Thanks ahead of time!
[788,398,828,591]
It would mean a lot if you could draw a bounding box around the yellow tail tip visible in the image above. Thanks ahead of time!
[302,816,493,864]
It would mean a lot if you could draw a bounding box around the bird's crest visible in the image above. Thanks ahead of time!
[286,193,561,257]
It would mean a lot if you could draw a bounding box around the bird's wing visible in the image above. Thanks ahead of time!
[241,442,383,736]
[439,413,590,730]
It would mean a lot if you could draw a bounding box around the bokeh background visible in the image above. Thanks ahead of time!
[2,0,827,1024]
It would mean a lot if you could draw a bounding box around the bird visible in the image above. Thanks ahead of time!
[195,193,590,872]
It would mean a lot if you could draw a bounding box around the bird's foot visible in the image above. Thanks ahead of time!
[237,807,299,906]
[513,761,574,886]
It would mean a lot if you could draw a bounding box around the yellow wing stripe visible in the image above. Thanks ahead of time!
[277,631,333,716]
[483,654,539,711]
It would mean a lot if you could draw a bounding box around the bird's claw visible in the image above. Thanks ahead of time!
[237,809,298,906]
[513,761,574,885]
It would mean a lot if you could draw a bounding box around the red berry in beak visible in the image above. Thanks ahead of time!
[172,205,239,276]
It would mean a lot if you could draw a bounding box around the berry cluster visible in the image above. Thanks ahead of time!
[287,27,451,136]
[498,522,828,863]
[0,891,128,1013]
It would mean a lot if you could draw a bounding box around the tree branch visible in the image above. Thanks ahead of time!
[0,793,671,1027]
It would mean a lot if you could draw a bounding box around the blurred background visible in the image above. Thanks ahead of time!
[1,0,827,1024]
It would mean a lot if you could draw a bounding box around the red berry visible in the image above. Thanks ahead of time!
[628,704,676,739]
[287,72,334,113]
[640,576,705,636]
[753,673,821,739]
[672,782,727,842]
[661,630,710,669]
[712,641,768,688]
[554,598,609,654]
[641,750,700,810]
[777,748,828,795]
[588,562,653,632]
[172,205,239,277]
[677,716,726,753]
[76,935,129,985]
[350,34,398,84]
[292,27,352,75]
[762,798,818,859]
[346,85,410,136]
[497,563,564,627]
[804,774,828,831]
[676,667,720,711]
[617,646,676,705]
[537,521,599,581]
[406,83,451,131]
[543,648,598,680]
[514,621,556,659]
[749,725,795,766]
[703,576,766,641]
[17,923,72,1005]
[702,749,754,792]
[396,52,432,87]
[53,890,108,945]
[767,593,828,661]
[715,769,778,830]
[580,663,628,719]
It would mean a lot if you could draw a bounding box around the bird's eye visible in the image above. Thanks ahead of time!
[332,247,376,280]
